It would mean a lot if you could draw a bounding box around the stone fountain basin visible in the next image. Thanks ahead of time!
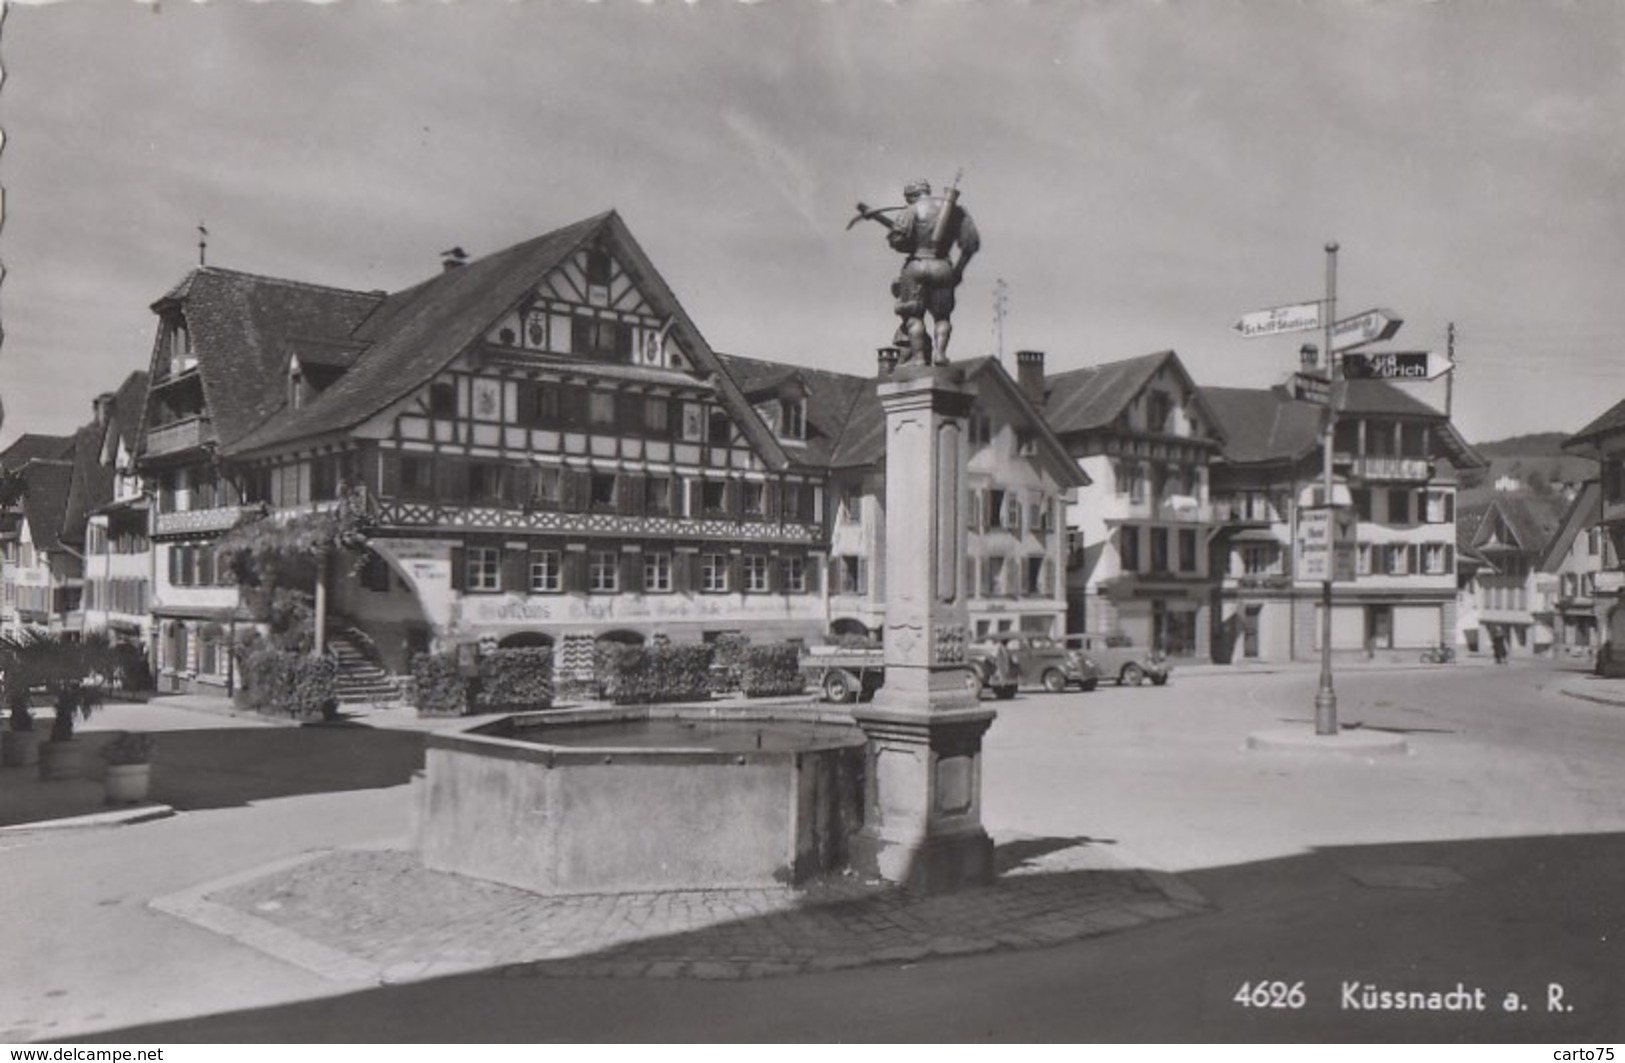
[417,705,866,895]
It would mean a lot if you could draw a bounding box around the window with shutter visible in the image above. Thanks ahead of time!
[564,551,588,593]
[449,546,466,591]
[804,555,822,594]
[856,557,868,596]
[618,551,641,593]
[501,549,526,592]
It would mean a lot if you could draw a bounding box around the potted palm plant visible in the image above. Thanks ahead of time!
[22,631,115,781]
[1,663,39,768]
[102,731,155,804]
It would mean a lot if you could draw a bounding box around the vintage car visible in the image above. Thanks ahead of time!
[1062,633,1171,686]
[966,634,1102,697]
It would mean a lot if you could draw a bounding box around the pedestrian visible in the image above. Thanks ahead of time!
[1491,629,1507,665]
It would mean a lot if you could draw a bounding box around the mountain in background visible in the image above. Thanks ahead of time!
[1459,431,1597,507]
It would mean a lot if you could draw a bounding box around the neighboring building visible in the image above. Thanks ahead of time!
[1538,481,1612,655]
[1046,350,1225,660]
[726,351,1084,644]
[137,266,380,692]
[0,458,78,636]
[81,372,154,651]
[1459,491,1569,657]
[0,434,75,632]
[1204,376,1484,662]
[1563,398,1625,675]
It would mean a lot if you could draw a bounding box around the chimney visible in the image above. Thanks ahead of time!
[440,246,469,272]
[876,346,900,377]
[1015,349,1046,405]
[92,392,115,427]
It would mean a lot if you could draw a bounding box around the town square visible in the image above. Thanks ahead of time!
[1,0,1623,1048]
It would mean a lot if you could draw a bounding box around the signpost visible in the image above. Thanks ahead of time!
[1341,350,1454,381]
[1329,308,1403,352]
[1231,301,1321,339]
[1232,248,1405,736]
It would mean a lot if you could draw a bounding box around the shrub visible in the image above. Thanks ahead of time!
[102,731,156,765]
[709,632,751,693]
[112,643,154,692]
[241,649,337,719]
[474,648,554,711]
[597,642,714,705]
[741,643,807,698]
[410,652,468,717]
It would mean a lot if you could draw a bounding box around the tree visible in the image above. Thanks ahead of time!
[214,484,375,654]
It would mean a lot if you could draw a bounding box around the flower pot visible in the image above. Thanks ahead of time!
[104,762,152,804]
[38,740,82,781]
[2,728,40,768]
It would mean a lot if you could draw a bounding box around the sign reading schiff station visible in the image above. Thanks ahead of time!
[1231,301,1322,339]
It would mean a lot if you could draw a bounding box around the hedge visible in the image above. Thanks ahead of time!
[708,632,751,694]
[410,652,468,717]
[741,643,807,698]
[474,648,554,711]
[597,642,714,705]
[241,649,337,719]
[410,648,555,716]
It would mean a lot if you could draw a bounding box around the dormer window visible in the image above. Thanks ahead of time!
[162,316,194,377]
[780,399,807,440]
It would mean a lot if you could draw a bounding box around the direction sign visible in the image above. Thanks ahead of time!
[1298,506,1357,583]
[1341,350,1455,381]
[1232,301,1321,339]
[1292,371,1331,405]
[1330,308,1403,352]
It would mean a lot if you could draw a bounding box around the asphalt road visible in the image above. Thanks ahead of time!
[14,661,1625,1042]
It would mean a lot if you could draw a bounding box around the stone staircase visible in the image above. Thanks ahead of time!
[327,633,409,707]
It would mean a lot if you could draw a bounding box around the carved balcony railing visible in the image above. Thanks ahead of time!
[374,499,823,544]
[144,416,212,458]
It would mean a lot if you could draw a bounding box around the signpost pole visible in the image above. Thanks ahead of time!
[1316,242,1340,735]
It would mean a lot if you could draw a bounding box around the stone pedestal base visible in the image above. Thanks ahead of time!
[849,702,996,894]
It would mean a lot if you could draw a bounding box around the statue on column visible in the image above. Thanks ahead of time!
[849,174,980,366]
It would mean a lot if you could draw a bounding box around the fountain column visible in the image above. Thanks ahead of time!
[850,362,996,893]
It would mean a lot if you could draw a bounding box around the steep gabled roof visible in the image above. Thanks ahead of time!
[60,423,115,547]
[1043,350,1225,446]
[1043,351,1169,435]
[1203,385,1322,465]
[1470,491,1570,557]
[0,433,74,473]
[715,353,875,470]
[225,211,791,470]
[1564,396,1625,454]
[1538,481,1602,572]
[109,371,150,459]
[1340,378,1446,419]
[16,459,75,552]
[152,268,384,450]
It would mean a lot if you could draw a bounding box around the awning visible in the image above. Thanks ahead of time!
[1226,528,1283,544]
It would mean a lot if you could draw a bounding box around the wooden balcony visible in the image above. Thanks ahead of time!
[1349,456,1431,482]
[144,416,212,458]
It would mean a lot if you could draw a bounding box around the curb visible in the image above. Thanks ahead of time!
[0,803,177,834]
[1560,687,1625,710]
[148,842,1212,986]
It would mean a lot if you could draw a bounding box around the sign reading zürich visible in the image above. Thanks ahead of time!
[1341,350,1454,381]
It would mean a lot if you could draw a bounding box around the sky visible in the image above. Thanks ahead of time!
[1,0,1622,452]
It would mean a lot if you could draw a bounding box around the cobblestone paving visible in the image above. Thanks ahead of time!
[186,837,1208,984]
